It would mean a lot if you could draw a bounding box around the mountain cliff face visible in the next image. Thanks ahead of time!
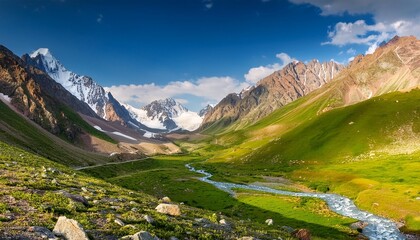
[324,35,420,110]
[201,60,344,130]
[125,98,203,131]
[0,45,99,141]
[22,49,144,128]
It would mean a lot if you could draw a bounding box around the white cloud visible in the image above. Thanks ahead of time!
[244,52,296,83]
[105,76,249,108]
[346,48,356,55]
[97,14,103,23]
[289,0,420,54]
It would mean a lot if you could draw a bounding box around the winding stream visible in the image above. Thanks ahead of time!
[186,164,405,240]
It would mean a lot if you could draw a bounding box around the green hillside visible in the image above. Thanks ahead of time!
[193,89,420,232]
[0,101,109,167]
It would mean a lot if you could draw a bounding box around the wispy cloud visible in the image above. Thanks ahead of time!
[105,76,249,108]
[244,52,296,84]
[96,14,103,23]
[203,0,213,9]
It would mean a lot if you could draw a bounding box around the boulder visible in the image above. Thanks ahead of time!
[160,196,171,203]
[265,218,273,225]
[293,228,311,240]
[155,203,181,216]
[53,216,89,240]
[132,231,159,240]
[350,221,369,232]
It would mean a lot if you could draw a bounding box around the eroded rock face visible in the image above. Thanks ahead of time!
[52,216,89,240]
[201,60,343,129]
[155,203,181,216]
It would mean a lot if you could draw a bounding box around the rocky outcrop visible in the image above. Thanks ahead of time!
[52,216,89,240]
[201,60,343,130]
[0,45,99,140]
[155,203,181,216]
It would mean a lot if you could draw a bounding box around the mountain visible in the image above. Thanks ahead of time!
[0,45,113,142]
[22,49,146,129]
[201,60,344,131]
[124,98,203,131]
[199,104,214,117]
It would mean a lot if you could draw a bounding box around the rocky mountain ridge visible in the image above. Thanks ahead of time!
[201,59,344,130]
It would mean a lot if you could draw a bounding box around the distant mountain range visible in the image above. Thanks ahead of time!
[23,49,206,132]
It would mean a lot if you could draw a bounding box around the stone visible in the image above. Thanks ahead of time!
[160,196,171,203]
[51,179,58,185]
[27,226,57,239]
[237,237,259,240]
[350,221,369,232]
[114,218,125,226]
[169,237,179,240]
[281,226,295,233]
[144,215,154,224]
[132,230,159,240]
[53,216,89,240]
[293,229,311,240]
[265,218,273,225]
[81,187,88,192]
[155,203,181,216]
[57,190,89,206]
[219,219,228,225]
[130,201,137,205]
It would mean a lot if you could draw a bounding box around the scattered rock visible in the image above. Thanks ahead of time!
[293,228,311,240]
[219,219,228,225]
[120,236,132,240]
[155,203,181,216]
[114,218,125,226]
[51,179,58,185]
[144,215,154,224]
[237,237,259,240]
[265,218,273,225]
[53,216,89,240]
[350,221,369,232]
[130,201,137,205]
[349,121,354,125]
[160,196,171,203]
[169,237,179,240]
[132,230,160,240]
[56,190,89,206]
[92,200,99,204]
[27,226,57,239]
[131,207,139,212]
[415,197,420,200]
[281,226,295,233]
[81,187,88,192]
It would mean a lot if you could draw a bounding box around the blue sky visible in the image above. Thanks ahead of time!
[1,0,419,111]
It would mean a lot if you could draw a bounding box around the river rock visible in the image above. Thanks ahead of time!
[293,228,311,240]
[132,230,159,240]
[155,203,181,216]
[53,216,89,240]
[350,221,369,232]
[265,218,273,225]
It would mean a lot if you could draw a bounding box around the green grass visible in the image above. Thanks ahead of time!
[189,89,420,232]
[0,100,108,166]
[57,105,117,144]
[83,156,357,239]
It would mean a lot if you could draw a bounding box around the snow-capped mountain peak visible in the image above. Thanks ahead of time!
[30,48,53,58]
[124,98,204,132]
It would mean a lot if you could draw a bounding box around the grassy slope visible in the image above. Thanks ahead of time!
[83,155,357,239]
[196,89,420,231]
[0,142,297,240]
[0,100,109,166]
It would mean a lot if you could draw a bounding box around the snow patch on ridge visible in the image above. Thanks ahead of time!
[0,93,11,103]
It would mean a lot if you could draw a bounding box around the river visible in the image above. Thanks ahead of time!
[186,164,406,240]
